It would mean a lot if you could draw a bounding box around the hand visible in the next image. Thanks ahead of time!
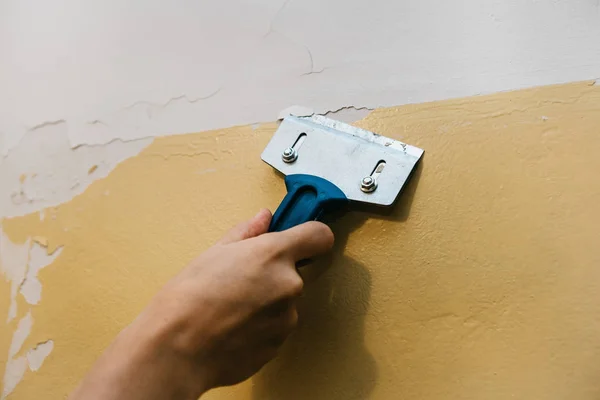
[69,209,334,400]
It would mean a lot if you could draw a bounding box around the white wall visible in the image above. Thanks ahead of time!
[1,0,599,217]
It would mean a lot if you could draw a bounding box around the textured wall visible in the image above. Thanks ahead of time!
[1,81,600,399]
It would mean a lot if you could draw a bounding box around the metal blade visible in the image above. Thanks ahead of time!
[261,115,423,207]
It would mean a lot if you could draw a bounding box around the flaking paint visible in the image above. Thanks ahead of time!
[1,81,600,399]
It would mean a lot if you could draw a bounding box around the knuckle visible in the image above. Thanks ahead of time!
[284,273,304,297]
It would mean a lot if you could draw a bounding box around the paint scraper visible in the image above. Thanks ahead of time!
[262,115,423,232]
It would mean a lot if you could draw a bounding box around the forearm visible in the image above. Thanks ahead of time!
[69,311,208,400]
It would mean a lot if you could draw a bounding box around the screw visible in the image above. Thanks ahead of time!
[360,176,377,193]
[282,147,298,163]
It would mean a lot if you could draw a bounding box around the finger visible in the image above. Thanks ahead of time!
[270,221,334,262]
[218,209,272,245]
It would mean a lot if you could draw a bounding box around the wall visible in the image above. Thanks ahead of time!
[2,81,600,399]
[2,0,600,218]
[2,0,600,398]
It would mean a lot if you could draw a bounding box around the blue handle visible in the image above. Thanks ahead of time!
[269,174,349,232]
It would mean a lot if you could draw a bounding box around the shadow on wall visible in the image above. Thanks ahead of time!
[252,160,423,399]
[252,212,377,400]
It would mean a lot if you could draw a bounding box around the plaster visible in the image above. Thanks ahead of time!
[1,81,599,399]
[20,243,63,305]
[26,340,54,372]
[0,228,30,322]
[2,313,32,399]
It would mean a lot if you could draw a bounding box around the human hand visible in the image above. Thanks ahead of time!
[69,209,334,400]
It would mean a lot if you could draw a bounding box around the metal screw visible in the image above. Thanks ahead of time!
[360,176,377,193]
[282,147,298,163]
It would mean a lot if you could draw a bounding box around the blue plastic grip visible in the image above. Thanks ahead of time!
[269,174,349,232]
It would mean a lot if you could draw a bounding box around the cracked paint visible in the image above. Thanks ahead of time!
[2,0,600,149]
[278,105,374,123]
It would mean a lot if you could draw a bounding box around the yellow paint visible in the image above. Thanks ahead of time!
[2,81,600,399]
[87,165,98,175]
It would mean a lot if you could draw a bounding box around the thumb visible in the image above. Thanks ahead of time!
[271,221,334,262]
[218,209,272,245]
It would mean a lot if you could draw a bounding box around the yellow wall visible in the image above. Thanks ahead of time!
[2,81,600,399]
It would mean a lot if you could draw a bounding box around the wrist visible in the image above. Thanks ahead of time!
[122,305,211,399]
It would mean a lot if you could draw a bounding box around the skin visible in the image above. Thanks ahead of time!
[69,209,334,400]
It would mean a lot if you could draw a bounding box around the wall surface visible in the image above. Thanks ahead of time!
[2,0,600,398]
[2,0,600,218]
[1,81,600,399]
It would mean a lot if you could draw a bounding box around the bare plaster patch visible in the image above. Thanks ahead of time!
[2,312,55,398]
[2,356,27,400]
[27,340,54,372]
[8,312,32,359]
[20,243,63,305]
[0,122,151,218]
[0,228,30,322]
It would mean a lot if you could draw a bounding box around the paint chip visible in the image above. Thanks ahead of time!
[2,356,27,399]
[20,243,63,305]
[0,230,31,323]
[27,340,54,372]
[541,116,549,121]
[88,165,98,174]
[278,105,315,120]
[9,312,32,358]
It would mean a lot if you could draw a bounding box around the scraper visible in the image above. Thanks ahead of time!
[262,115,424,232]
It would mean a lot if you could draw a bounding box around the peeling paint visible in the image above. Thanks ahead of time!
[278,105,373,124]
[278,105,315,119]
[0,121,151,218]
[0,82,599,398]
[0,228,30,322]
[321,106,374,123]
[20,243,63,305]
[27,340,54,372]
[8,312,32,358]
[2,313,55,398]
[2,356,27,400]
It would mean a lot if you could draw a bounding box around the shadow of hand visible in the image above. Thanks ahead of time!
[252,215,378,400]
